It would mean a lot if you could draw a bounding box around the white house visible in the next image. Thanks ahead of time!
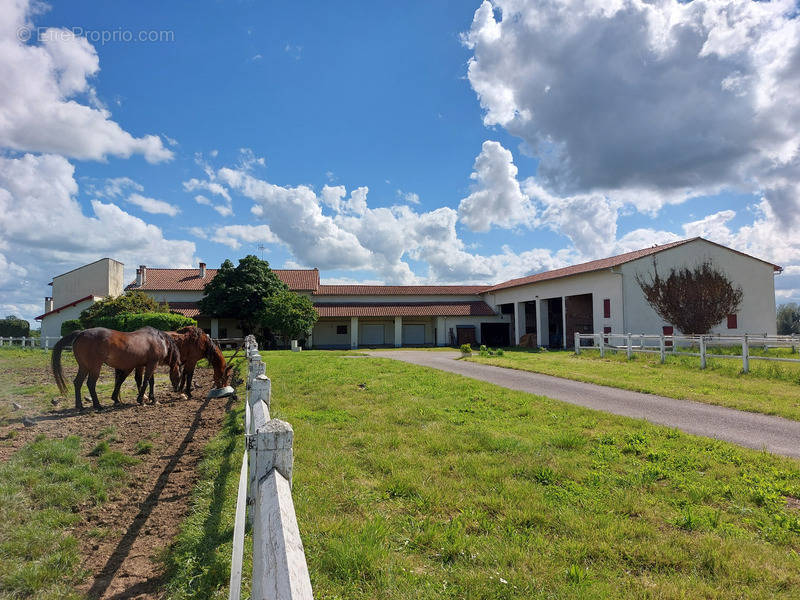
[37,237,781,348]
[36,258,125,341]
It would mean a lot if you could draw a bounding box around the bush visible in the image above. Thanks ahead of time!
[80,291,165,327]
[0,315,30,337]
[89,312,196,332]
[60,319,83,336]
[460,344,472,355]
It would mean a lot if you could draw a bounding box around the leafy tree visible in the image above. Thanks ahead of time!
[80,291,165,327]
[61,319,83,336]
[199,255,288,334]
[777,303,800,335]
[261,290,318,347]
[636,260,743,334]
[0,315,30,337]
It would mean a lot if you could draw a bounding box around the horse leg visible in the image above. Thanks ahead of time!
[185,366,195,397]
[135,364,155,405]
[86,368,102,411]
[134,366,149,402]
[112,369,132,404]
[74,368,88,411]
[148,374,156,404]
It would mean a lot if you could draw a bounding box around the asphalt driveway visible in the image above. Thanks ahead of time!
[368,350,800,459]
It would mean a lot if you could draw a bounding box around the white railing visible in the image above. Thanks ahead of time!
[574,332,800,373]
[229,335,314,600]
[0,336,61,349]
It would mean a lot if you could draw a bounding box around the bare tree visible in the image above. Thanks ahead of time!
[636,259,743,334]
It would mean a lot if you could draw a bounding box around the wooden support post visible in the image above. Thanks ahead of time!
[742,334,749,373]
[659,334,665,364]
[626,333,632,360]
[251,419,313,599]
[699,335,706,369]
[574,332,580,355]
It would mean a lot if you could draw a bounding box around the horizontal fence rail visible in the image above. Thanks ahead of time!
[574,332,799,373]
[0,336,62,349]
[229,335,313,600]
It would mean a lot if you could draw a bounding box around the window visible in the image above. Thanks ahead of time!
[603,325,611,343]
[603,298,611,318]
[336,325,348,335]
[727,314,738,329]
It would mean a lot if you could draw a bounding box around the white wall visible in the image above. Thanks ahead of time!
[621,239,778,335]
[310,293,484,303]
[485,270,624,338]
[51,258,124,306]
[40,297,97,340]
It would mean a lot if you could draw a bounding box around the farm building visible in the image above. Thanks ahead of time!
[37,237,781,348]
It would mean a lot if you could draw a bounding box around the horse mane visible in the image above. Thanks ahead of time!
[160,330,181,366]
[203,333,226,374]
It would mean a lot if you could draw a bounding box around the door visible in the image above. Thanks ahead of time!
[361,324,385,346]
[481,323,510,347]
[456,326,477,346]
[402,324,425,345]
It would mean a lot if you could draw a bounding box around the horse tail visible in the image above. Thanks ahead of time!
[52,331,81,394]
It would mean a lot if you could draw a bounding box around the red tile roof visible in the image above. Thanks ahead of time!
[166,302,202,318]
[314,301,496,318]
[126,268,320,292]
[486,238,691,292]
[316,285,488,296]
[35,295,96,320]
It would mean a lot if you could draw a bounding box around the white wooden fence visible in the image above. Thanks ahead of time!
[229,335,314,600]
[0,336,61,349]
[575,332,799,373]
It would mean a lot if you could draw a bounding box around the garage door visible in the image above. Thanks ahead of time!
[361,324,385,345]
[402,324,425,345]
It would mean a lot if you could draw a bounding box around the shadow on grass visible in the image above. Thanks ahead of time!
[160,399,245,600]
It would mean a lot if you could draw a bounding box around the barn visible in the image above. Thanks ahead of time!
[37,237,781,348]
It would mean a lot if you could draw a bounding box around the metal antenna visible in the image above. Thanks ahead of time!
[257,244,266,260]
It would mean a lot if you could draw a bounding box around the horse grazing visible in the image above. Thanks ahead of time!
[52,327,181,411]
[167,326,234,396]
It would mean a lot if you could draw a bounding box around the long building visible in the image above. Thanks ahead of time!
[36,237,781,348]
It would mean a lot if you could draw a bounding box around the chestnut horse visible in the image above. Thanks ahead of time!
[52,327,181,411]
[168,326,233,396]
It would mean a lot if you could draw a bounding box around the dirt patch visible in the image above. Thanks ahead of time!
[0,365,234,599]
[786,496,800,511]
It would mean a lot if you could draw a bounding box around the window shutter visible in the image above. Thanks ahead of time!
[662,325,673,347]
[603,299,611,318]
[727,314,737,329]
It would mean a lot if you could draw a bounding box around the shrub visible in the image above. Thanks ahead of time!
[0,315,30,337]
[89,312,196,332]
[60,319,83,336]
[80,291,165,327]
[460,344,472,355]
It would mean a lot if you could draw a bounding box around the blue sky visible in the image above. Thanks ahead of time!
[1,0,799,324]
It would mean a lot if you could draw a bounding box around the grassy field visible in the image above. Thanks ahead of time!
[0,432,139,599]
[466,347,800,421]
[167,350,800,599]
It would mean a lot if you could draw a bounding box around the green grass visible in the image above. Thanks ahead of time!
[166,350,800,599]
[466,348,800,421]
[0,435,139,599]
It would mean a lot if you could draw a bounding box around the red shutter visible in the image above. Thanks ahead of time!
[727,314,737,329]
[603,325,611,344]
[662,325,673,347]
[603,298,611,318]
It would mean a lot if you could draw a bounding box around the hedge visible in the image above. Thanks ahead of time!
[64,312,197,334]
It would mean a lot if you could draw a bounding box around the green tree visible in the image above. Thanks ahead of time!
[777,303,800,335]
[636,260,743,334]
[80,291,165,327]
[261,290,318,348]
[0,315,30,337]
[199,255,288,335]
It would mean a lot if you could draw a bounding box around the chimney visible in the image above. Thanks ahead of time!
[199,262,206,278]
[139,265,147,285]
[135,268,142,287]
[44,297,53,313]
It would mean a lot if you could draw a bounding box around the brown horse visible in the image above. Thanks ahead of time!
[52,327,181,411]
[168,326,233,396]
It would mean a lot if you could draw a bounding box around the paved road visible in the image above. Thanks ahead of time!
[368,350,800,459]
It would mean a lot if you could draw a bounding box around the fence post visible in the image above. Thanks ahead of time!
[791,333,797,354]
[659,334,665,364]
[599,332,605,358]
[251,419,313,600]
[742,334,749,373]
[626,333,632,360]
[699,335,706,369]
[574,332,580,355]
